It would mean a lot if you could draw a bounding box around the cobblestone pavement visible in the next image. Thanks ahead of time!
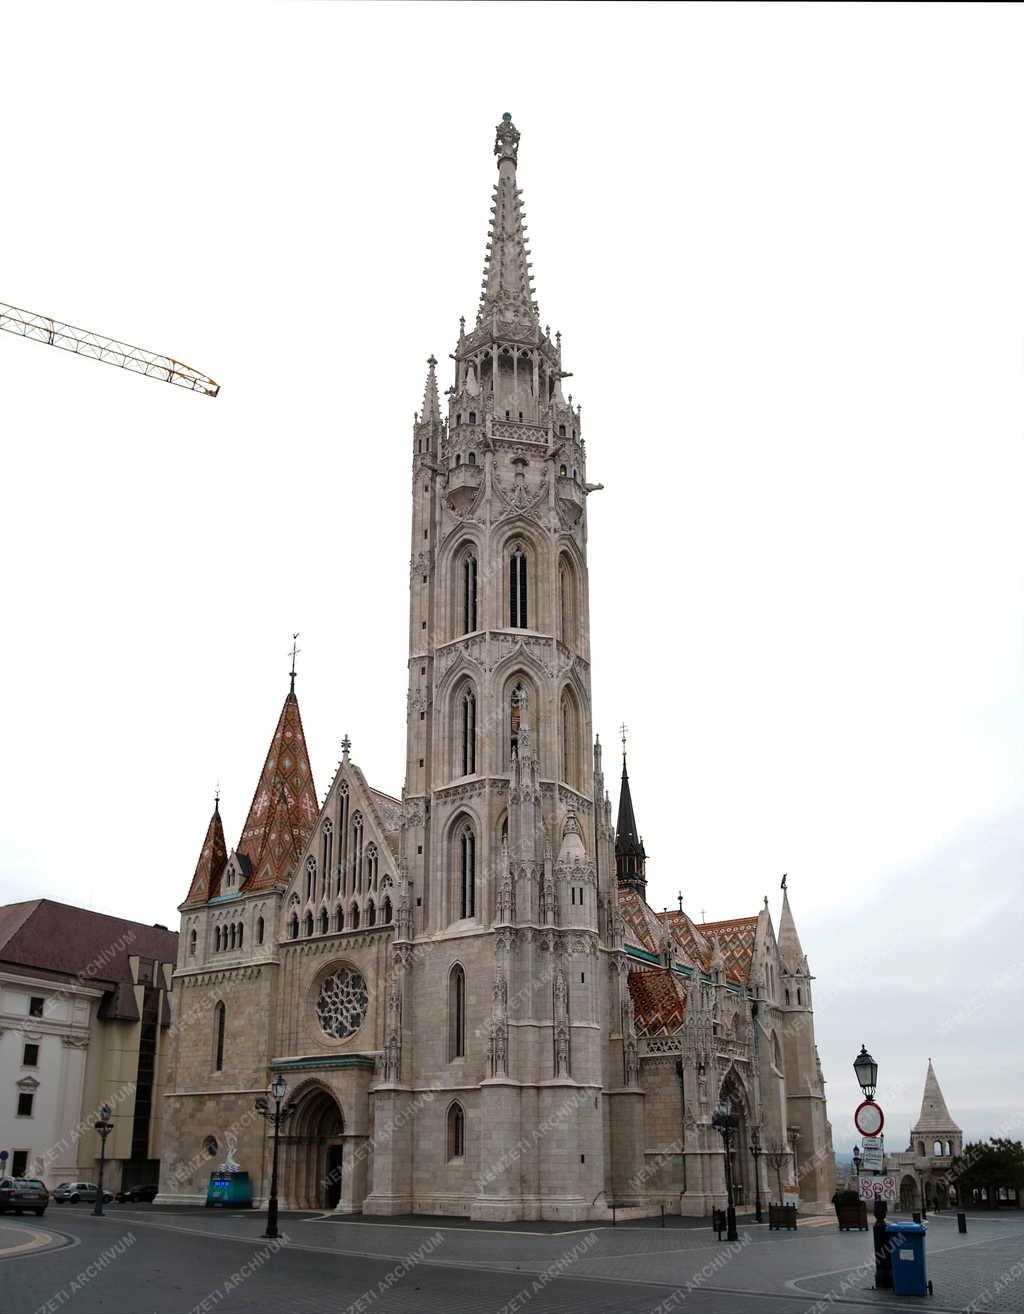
[0,1205,1021,1313]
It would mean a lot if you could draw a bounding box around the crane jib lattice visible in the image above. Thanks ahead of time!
[0,301,219,397]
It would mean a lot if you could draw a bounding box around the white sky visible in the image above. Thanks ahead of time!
[2,1,1022,1146]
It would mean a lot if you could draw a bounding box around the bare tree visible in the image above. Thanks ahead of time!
[763,1142,790,1203]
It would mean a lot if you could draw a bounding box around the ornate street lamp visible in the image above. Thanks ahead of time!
[92,1104,114,1217]
[852,1144,863,1182]
[750,1127,763,1224]
[853,1045,878,1101]
[711,1099,739,1242]
[255,1075,295,1239]
[853,1046,891,1290]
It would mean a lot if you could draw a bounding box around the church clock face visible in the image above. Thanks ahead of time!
[316,968,369,1040]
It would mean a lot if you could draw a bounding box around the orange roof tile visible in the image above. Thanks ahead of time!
[237,689,318,894]
[627,969,686,1035]
[183,802,227,906]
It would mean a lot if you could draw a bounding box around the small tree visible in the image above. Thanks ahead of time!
[763,1142,790,1203]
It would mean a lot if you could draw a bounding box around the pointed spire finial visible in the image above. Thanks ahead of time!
[780,872,788,891]
[677,890,684,913]
[214,780,220,814]
[289,632,300,693]
[341,733,351,763]
[619,722,629,762]
[494,111,520,167]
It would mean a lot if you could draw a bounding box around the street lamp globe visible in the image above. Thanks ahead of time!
[270,1075,288,1102]
[853,1045,878,1100]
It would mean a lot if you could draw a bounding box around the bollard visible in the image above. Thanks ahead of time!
[612,1204,617,1227]
[661,1203,665,1228]
[957,1212,967,1234]
[912,1211,921,1224]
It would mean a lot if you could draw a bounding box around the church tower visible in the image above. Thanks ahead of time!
[366,113,609,1222]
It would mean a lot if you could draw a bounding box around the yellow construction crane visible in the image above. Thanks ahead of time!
[0,301,219,397]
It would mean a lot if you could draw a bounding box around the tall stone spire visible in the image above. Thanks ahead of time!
[911,1059,961,1136]
[419,354,440,424]
[236,681,319,893]
[478,113,538,327]
[615,738,647,897]
[182,795,228,906]
[777,886,806,973]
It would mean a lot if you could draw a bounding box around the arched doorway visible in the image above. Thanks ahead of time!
[718,1069,752,1208]
[899,1175,918,1211]
[285,1082,344,1211]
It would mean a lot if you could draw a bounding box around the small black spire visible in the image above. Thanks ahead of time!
[615,741,647,897]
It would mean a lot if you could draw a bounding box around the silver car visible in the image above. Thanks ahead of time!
[52,1181,113,1204]
[0,1177,49,1215]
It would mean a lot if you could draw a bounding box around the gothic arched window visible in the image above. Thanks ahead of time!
[339,783,350,893]
[447,1102,465,1160]
[366,843,378,891]
[353,813,364,892]
[461,687,477,776]
[229,924,236,950]
[289,913,298,940]
[319,908,328,935]
[214,926,222,952]
[350,902,360,930]
[457,824,476,920]
[367,900,376,927]
[237,923,243,949]
[462,553,478,634]
[559,557,576,647]
[448,965,466,1059]
[382,897,392,924]
[189,929,197,957]
[304,911,314,937]
[322,821,334,893]
[334,905,344,932]
[509,544,528,628]
[214,1002,226,1072]
[256,916,265,945]
[305,856,316,902]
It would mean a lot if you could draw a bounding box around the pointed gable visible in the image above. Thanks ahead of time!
[777,888,806,973]
[238,688,318,894]
[695,915,759,986]
[912,1060,961,1136]
[182,801,227,906]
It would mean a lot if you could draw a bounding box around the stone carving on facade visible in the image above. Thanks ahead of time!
[496,860,515,924]
[218,1132,241,1173]
[402,797,427,829]
[382,975,402,1083]
[487,970,509,1078]
[553,969,570,1077]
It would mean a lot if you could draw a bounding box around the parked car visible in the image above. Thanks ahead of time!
[115,1183,158,1203]
[0,1178,49,1216]
[52,1181,113,1204]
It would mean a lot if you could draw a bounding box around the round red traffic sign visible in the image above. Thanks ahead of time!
[855,1100,884,1137]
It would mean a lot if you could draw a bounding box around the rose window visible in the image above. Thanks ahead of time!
[315,968,369,1039]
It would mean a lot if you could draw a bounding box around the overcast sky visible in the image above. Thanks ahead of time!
[2,1,1022,1147]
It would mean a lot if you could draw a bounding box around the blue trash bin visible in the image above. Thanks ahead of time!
[885,1221,928,1297]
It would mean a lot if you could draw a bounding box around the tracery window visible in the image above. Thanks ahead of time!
[509,545,528,628]
[189,929,197,957]
[305,856,316,902]
[322,821,334,894]
[462,554,478,634]
[289,913,299,940]
[461,687,477,776]
[457,824,476,920]
[319,908,328,935]
[353,813,364,892]
[256,916,265,945]
[315,968,369,1040]
[304,911,314,937]
[382,897,392,924]
[447,1102,465,1159]
[214,1002,226,1072]
[448,965,466,1059]
[334,906,344,932]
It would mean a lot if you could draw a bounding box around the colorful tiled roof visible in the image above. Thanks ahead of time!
[627,969,686,1035]
[237,689,318,894]
[618,889,665,954]
[183,801,227,906]
[685,914,758,985]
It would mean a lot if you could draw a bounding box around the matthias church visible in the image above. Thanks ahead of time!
[158,114,835,1219]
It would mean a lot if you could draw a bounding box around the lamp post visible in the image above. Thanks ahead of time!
[92,1104,114,1217]
[255,1076,295,1239]
[751,1127,763,1224]
[854,1046,891,1291]
[852,1144,863,1184]
[711,1100,739,1242]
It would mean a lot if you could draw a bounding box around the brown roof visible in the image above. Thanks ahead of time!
[685,914,758,985]
[627,969,686,1035]
[183,802,228,906]
[237,689,319,894]
[0,899,178,1020]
